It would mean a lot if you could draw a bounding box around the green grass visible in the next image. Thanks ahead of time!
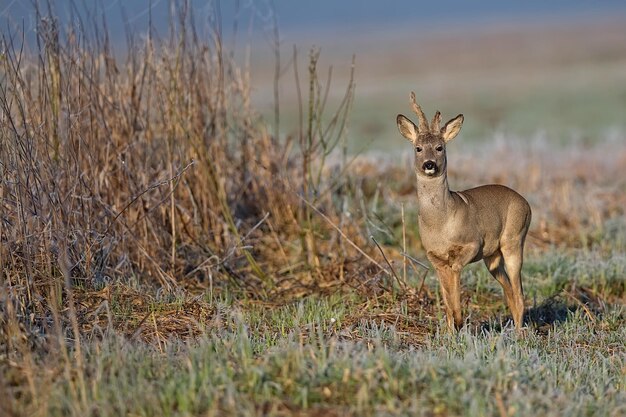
[65,327,624,416]
[37,307,625,417]
[7,248,624,417]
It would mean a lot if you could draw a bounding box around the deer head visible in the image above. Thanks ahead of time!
[396,92,464,178]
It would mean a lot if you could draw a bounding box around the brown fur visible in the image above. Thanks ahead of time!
[397,92,532,330]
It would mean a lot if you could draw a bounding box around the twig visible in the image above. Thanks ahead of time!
[298,194,389,276]
[401,252,429,270]
[402,252,430,297]
[401,204,407,286]
[239,212,270,247]
[271,9,280,139]
[104,160,196,236]
[131,311,152,340]
[152,312,163,353]
[564,290,596,322]
[416,266,429,298]
[370,235,405,290]
[186,212,270,279]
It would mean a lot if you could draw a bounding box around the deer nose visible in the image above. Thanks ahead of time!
[423,161,436,171]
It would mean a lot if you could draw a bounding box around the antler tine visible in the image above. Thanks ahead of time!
[431,111,441,132]
[409,92,429,132]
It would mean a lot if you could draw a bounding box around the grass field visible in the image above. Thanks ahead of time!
[1,5,625,417]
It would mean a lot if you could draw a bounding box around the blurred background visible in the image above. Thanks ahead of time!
[3,0,626,152]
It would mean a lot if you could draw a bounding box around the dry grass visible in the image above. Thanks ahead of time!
[0,4,373,409]
[0,1,368,332]
[1,4,624,417]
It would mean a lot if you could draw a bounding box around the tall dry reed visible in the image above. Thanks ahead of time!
[0,2,374,364]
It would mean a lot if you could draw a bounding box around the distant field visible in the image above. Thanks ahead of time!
[250,18,626,152]
[1,8,625,417]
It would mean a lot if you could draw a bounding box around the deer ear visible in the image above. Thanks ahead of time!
[441,114,464,143]
[397,114,418,142]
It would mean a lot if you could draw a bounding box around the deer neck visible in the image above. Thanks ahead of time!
[415,171,454,226]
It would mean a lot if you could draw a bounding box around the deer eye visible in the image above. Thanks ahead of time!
[415,146,422,152]
[435,145,443,152]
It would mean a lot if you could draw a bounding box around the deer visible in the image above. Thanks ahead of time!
[396,92,532,331]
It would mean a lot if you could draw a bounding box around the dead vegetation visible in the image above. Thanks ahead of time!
[1,0,623,352]
[0,2,372,339]
[0,3,624,416]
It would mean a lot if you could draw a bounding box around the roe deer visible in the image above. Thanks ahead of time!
[397,92,531,330]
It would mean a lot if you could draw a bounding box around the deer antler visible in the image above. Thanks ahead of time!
[410,92,429,133]
[431,111,441,132]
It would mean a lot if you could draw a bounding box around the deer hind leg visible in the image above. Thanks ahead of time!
[435,266,463,331]
[484,250,523,329]
[500,243,525,329]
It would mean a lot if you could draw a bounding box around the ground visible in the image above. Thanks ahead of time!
[1,8,625,417]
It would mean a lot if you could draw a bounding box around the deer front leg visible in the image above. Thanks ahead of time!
[428,243,480,331]
[434,266,463,331]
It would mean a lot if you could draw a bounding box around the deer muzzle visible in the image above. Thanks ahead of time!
[422,160,437,176]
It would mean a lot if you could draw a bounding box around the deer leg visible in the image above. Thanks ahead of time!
[436,266,463,331]
[429,245,478,331]
[484,251,518,327]
[500,244,525,329]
